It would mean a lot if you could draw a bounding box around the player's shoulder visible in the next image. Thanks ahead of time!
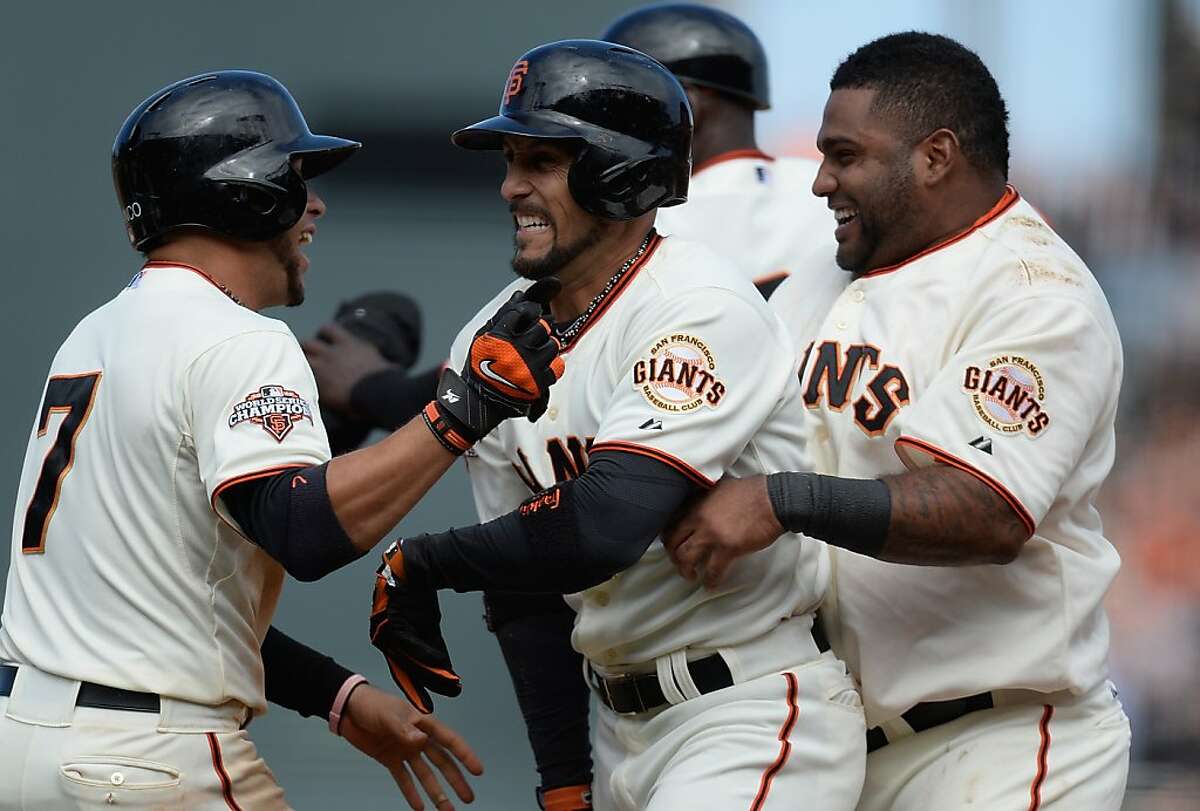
[976,196,1111,308]
[633,235,786,333]
[959,195,1119,341]
[90,266,299,357]
[641,235,757,299]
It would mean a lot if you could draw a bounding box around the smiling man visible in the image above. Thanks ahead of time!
[664,32,1132,810]
[367,40,866,811]
[0,70,573,810]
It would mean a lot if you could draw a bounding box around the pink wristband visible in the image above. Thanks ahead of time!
[328,674,369,735]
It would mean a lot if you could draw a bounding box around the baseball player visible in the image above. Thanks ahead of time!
[367,41,865,811]
[0,70,566,809]
[664,33,1132,810]
[602,3,836,300]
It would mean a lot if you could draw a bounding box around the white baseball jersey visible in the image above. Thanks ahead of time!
[0,262,330,713]
[655,150,839,296]
[451,234,828,669]
[771,188,1124,726]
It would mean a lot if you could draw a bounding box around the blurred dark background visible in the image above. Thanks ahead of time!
[1,1,1197,808]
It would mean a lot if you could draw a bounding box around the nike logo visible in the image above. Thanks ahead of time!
[638,418,663,431]
[479,359,519,389]
[442,389,461,404]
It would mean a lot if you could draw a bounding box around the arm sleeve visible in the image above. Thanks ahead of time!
[401,449,697,594]
[187,329,331,527]
[590,287,797,486]
[261,625,354,719]
[484,592,592,791]
[892,293,1122,533]
[219,463,362,581]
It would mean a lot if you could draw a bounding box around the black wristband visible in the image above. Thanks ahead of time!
[766,472,891,558]
[262,626,355,720]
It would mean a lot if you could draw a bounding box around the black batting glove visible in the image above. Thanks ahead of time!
[368,541,462,714]
[423,278,565,454]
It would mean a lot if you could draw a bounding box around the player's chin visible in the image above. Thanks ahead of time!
[834,240,869,273]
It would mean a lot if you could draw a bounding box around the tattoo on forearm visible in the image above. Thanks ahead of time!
[880,465,1028,566]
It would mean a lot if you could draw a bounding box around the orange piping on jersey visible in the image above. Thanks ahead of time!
[861,186,1020,279]
[1026,705,1054,811]
[749,671,800,811]
[561,233,663,353]
[209,464,311,540]
[141,260,235,298]
[589,441,715,488]
[693,149,775,176]
[206,732,245,811]
[894,435,1036,537]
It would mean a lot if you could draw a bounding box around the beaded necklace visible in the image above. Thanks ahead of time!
[554,230,654,346]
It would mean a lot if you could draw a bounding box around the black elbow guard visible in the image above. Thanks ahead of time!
[283,464,361,581]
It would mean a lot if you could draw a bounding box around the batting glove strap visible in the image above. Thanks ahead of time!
[538,784,593,811]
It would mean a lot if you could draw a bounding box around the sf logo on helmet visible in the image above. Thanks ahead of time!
[504,60,530,103]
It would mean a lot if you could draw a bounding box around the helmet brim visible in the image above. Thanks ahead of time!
[288,134,362,179]
[451,114,585,150]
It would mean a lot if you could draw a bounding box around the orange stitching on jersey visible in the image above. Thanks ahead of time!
[693,149,775,176]
[210,464,311,511]
[206,732,244,811]
[588,441,715,488]
[560,233,663,353]
[894,435,1037,536]
[861,187,1020,278]
[749,671,800,811]
[1027,705,1054,811]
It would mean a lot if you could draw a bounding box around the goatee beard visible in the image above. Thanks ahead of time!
[512,221,604,280]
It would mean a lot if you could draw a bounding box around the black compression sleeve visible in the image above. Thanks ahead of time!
[261,626,355,719]
[220,463,362,581]
[349,365,441,431]
[485,593,592,790]
[766,472,891,558]
[402,450,697,593]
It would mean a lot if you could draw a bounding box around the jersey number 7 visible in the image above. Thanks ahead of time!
[22,372,102,554]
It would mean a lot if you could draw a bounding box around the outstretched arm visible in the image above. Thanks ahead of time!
[262,626,483,811]
[397,449,698,594]
[662,464,1029,588]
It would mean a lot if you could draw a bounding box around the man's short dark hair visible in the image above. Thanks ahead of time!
[831,32,1010,178]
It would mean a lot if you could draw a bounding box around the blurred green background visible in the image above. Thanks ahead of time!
[2,1,1198,808]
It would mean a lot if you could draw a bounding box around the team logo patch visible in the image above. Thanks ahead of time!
[632,334,726,413]
[962,355,1050,438]
[228,385,314,442]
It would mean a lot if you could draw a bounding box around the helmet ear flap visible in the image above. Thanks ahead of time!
[569,145,679,220]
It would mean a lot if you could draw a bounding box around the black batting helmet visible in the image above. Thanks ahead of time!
[601,4,770,111]
[452,40,692,221]
[113,70,360,252]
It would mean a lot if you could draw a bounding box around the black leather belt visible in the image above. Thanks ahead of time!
[588,627,831,716]
[0,664,161,714]
[866,691,995,752]
[588,653,733,715]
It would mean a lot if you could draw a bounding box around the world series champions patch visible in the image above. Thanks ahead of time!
[632,333,726,413]
[962,355,1050,438]
[228,385,314,442]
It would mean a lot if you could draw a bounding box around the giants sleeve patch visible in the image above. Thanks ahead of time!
[228,385,314,442]
[962,355,1050,438]
[631,333,726,413]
